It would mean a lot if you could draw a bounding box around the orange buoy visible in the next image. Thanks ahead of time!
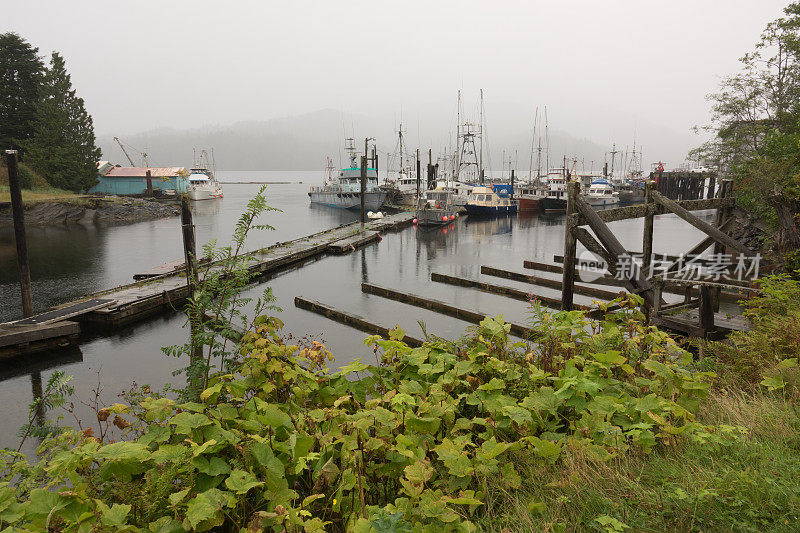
[412,218,418,224]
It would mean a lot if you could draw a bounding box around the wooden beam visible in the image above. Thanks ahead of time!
[361,283,539,339]
[294,297,424,347]
[642,181,655,275]
[574,195,657,308]
[651,190,750,254]
[573,227,618,276]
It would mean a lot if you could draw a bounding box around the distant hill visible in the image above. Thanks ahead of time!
[97,106,691,172]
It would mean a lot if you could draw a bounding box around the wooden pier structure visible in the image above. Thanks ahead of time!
[0,212,415,358]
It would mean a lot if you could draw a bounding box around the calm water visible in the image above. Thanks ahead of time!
[0,171,715,454]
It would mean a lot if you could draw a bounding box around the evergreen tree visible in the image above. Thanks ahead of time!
[0,32,44,154]
[26,52,100,191]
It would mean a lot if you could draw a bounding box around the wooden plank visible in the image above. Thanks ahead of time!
[294,296,424,347]
[0,321,80,349]
[327,231,380,254]
[361,282,540,339]
[518,262,626,288]
[594,197,734,223]
[651,190,750,255]
[4,299,115,327]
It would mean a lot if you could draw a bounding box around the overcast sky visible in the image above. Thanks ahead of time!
[3,1,791,165]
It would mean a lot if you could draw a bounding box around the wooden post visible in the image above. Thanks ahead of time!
[416,149,421,208]
[145,169,153,196]
[360,155,367,225]
[642,181,655,277]
[510,169,515,198]
[712,179,733,311]
[180,196,201,362]
[699,285,714,336]
[561,181,579,311]
[5,150,33,318]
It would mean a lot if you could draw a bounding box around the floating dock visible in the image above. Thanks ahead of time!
[0,212,415,356]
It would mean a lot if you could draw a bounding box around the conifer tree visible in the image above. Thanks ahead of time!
[0,32,44,154]
[26,52,100,191]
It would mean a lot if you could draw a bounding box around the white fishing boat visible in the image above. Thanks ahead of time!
[186,169,223,201]
[186,150,223,201]
[308,139,387,210]
[586,179,619,207]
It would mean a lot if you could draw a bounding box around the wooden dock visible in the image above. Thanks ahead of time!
[0,212,415,356]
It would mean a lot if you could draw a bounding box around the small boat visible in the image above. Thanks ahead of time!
[187,169,223,201]
[416,190,458,226]
[308,142,388,211]
[616,180,646,204]
[464,185,517,216]
[585,179,620,207]
[539,168,568,213]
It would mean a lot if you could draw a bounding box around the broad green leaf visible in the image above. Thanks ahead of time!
[94,441,151,462]
[225,469,264,494]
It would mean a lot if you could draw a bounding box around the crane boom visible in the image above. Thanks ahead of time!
[114,137,136,167]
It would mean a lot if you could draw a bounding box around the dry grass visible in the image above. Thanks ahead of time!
[0,184,81,205]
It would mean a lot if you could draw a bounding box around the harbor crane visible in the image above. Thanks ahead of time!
[113,137,149,167]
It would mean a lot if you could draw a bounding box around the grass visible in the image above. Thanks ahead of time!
[480,390,800,532]
[0,165,83,206]
[0,184,83,205]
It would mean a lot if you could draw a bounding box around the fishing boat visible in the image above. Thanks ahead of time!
[416,189,458,226]
[616,179,646,204]
[464,185,517,216]
[585,179,620,207]
[517,182,547,212]
[187,172,224,200]
[538,168,568,213]
[186,149,223,201]
[308,140,387,210]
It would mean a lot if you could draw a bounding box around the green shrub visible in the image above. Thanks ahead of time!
[0,298,741,532]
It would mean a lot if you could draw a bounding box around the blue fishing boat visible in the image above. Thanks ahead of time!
[464,185,517,216]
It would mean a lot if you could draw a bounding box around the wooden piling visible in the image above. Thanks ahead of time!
[146,169,153,196]
[360,155,367,225]
[180,196,202,362]
[416,150,421,207]
[642,181,655,277]
[561,181,579,311]
[5,150,33,318]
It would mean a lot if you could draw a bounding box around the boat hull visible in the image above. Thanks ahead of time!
[464,204,517,216]
[618,190,645,204]
[586,196,620,207]
[517,196,541,212]
[539,196,567,213]
[188,188,223,201]
[416,208,456,226]
[308,190,387,211]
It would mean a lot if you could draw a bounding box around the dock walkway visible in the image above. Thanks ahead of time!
[0,211,414,356]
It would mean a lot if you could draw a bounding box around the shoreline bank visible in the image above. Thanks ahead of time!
[0,196,179,227]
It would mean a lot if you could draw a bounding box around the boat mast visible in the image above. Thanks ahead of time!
[529,107,538,183]
[545,106,550,175]
[479,89,484,184]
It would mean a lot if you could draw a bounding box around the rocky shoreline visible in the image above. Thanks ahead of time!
[0,197,180,227]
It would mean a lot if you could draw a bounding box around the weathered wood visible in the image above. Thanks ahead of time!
[361,282,539,339]
[5,150,33,318]
[642,181,655,275]
[701,285,716,335]
[561,182,579,310]
[575,194,656,307]
[327,231,380,254]
[360,155,367,225]
[523,260,563,274]
[651,190,750,255]
[594,197,735,223]
[180,196,202,362]
[573,228,618,276]
[4,299,115,327]
[0,321,80,350]
[294,297,423,347]
[520,262,626,288]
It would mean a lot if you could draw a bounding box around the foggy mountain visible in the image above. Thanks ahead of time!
[97,101,698,173]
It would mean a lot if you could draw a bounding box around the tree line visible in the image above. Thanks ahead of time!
[694,1,800,272]
[0,32,100,192]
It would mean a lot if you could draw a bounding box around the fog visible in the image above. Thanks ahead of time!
[3,0,790,169]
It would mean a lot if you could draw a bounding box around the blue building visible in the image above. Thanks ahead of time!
[89,163,188,195]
